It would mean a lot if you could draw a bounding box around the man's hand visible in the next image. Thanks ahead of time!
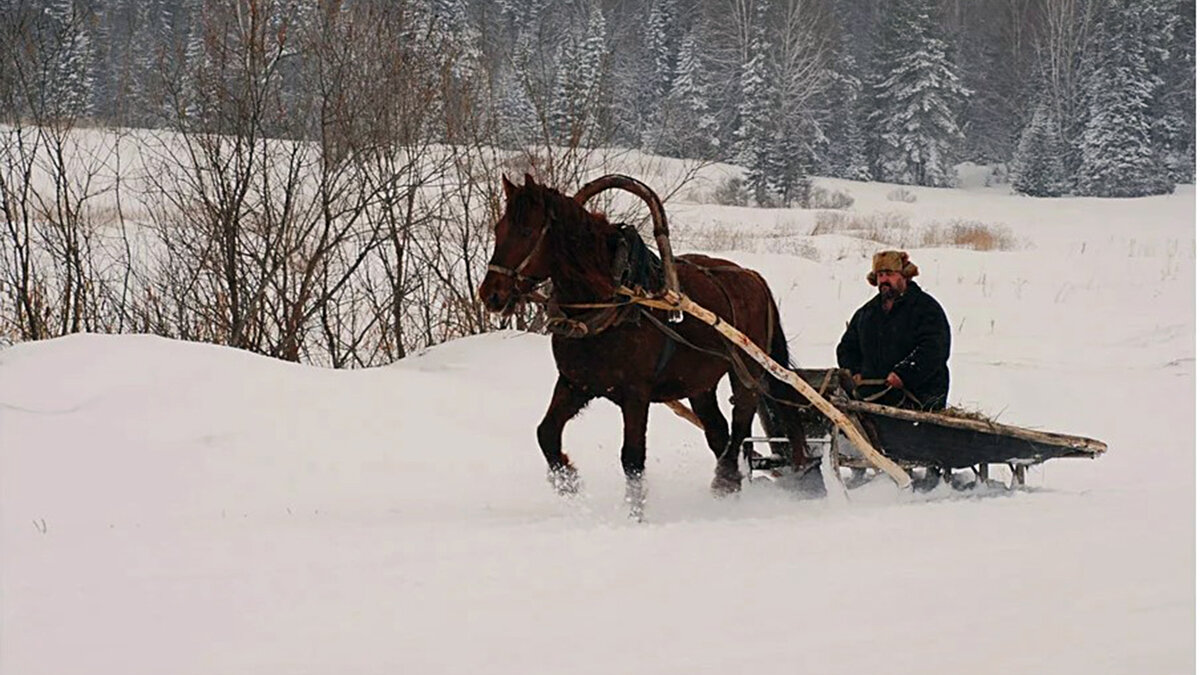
[852,373,863,387]
[885,371,904,389]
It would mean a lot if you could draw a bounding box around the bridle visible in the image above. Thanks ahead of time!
[486,213,551,290]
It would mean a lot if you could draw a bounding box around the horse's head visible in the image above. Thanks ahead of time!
[479,173,555,315]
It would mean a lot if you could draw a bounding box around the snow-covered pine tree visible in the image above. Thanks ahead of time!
[550,40,579,145]
[648,0,677,100]
[766,126,813,207]
[494,0,552,147]
[1165,0,1195,181]
[659,28,719,159]
[1144,0,1194,183]
[819,54,870,181]
[1012,99,1068,197]
[85,0,117,121]
[127,0,170,127]
[549,6,607,148]
[639,0,679,151]
[181,15,210,127]
[868,0,969,187]
[430,0,483,81]
[1077,0,1173,197]
[735,0,776,205]
[495,65,539,148]
[817,0,870,181]
[577,2,608,142]
[46,0,94,119]
[423,0,488,146]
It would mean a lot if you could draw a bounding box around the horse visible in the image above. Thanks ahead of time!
[478,173,813,517]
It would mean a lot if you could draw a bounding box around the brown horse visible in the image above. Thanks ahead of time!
[478,174,812,517]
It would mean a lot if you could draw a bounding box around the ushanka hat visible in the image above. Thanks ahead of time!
[867,250,919,286]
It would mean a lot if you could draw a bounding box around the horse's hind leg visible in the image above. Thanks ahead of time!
[537,375,592,495]
[712,379,757,494]
[689,389,729,461]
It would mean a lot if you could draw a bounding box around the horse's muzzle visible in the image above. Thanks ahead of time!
[478,274,517,315]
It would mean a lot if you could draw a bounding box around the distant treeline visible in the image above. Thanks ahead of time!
[2,0,1194,198]
[0,0,1193,364]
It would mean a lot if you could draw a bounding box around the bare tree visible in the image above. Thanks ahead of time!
[0,0,123,343]
[323,1,462,363]
[1036,0,1099,174]
[770,0,830,204]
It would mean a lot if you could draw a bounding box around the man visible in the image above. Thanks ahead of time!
[837,250,950,410]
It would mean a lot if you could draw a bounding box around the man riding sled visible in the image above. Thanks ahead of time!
[837,250,951,411]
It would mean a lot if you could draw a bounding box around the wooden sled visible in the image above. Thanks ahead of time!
[740,368,1107,491]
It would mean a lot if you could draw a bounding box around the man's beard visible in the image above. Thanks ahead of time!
[878,282,898,300]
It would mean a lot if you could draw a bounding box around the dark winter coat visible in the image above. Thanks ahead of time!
[836,281,951,410]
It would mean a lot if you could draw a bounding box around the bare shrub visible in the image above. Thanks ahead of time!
[886,187,917,203]
[811,211,911,244]
[0,0,715,365]
[809,185,855,209]
[986,164,1009,187]
[775,238,822,261]
[811,211,849,235]
[919,219,1019,251]
[499,152,548,182]
[711,176,750,206]
[676,225,752,252]
[0,3,132,345]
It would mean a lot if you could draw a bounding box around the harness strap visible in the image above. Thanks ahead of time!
[652,333,676,377]
[544,300,639,338]
[639,308,759,391]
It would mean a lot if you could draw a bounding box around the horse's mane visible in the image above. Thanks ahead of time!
[529,183,620,300]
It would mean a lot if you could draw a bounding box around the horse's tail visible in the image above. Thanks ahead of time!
[757,300,812,463]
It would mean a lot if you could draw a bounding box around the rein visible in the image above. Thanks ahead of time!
[854,378,925,408]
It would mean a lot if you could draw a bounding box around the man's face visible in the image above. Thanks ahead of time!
[876,270,907,299]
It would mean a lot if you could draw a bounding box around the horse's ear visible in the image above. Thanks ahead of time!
[522,172,544,204]
[501,174,515,199]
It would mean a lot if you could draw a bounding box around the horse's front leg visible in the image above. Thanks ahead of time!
[618,387,652,521]
[537,375,592,495]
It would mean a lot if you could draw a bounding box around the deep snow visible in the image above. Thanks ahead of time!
[1,174,1194,674]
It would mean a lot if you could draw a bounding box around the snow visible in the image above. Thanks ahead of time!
[1,172,1195,674]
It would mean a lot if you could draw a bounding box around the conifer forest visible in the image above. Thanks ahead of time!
[0,0,1194,363]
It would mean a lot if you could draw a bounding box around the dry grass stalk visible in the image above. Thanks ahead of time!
[937,405,1000,424]
[920,219,1018,251]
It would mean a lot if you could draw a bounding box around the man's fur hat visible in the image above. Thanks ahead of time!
[867,250,919,286]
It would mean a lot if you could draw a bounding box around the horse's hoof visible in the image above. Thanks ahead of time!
[625,477,647,522]
[710,471,743,496]
[547,466,581,496]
